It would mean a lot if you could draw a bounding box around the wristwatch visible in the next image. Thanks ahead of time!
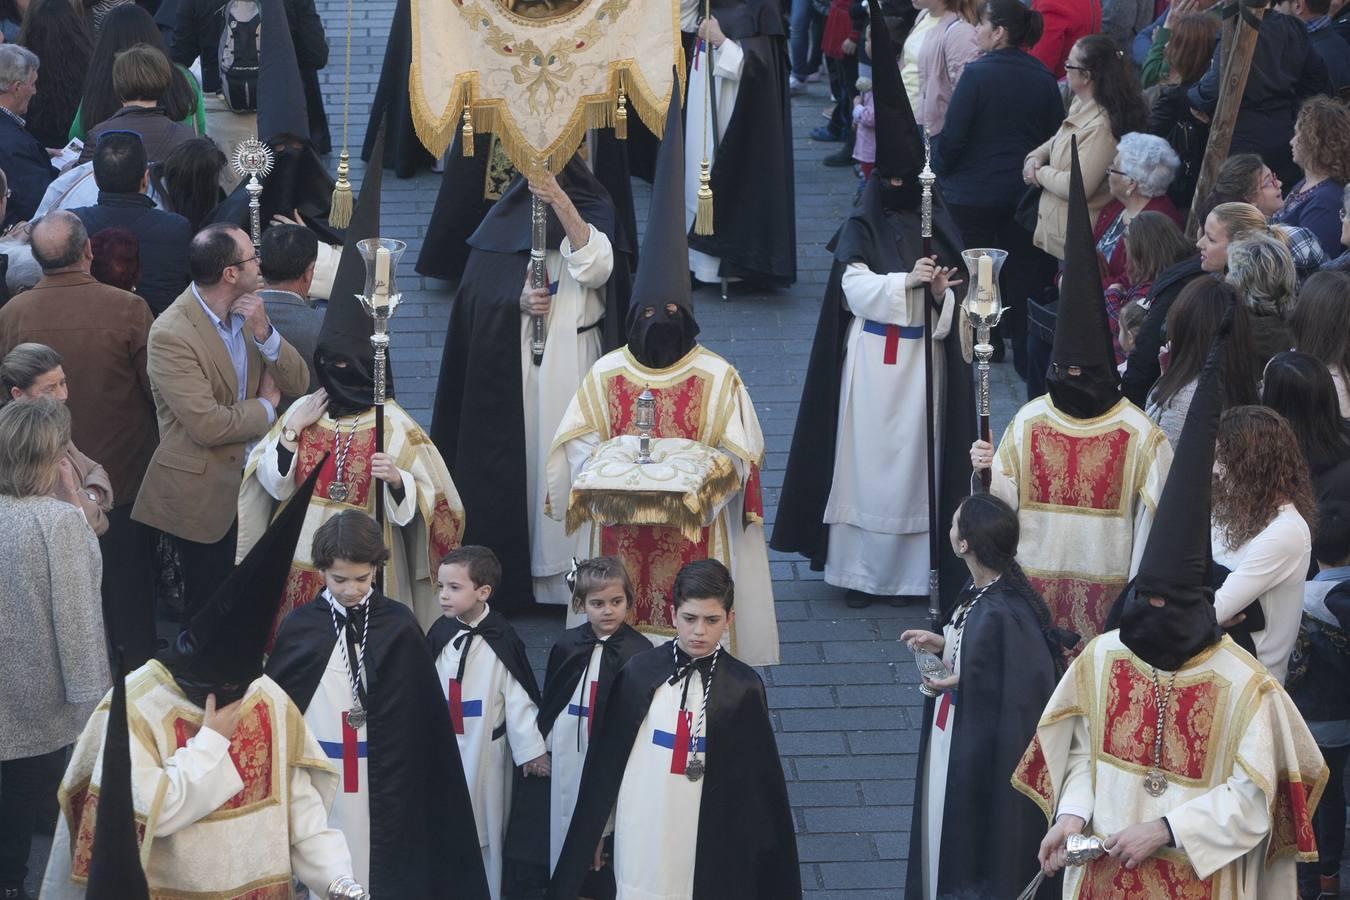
[282,427,299,444]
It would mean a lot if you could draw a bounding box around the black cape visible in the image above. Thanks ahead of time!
[771,179,976,606]
[264,593,491,899]
[549,642,801,900]
[904,580,1062,899]
[538,622,649,739]
[362,0,436,177]
[428,168,632,612]
[685,19,796,286]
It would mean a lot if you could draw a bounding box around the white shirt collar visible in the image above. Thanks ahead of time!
[324,587,373,618]
[458,602,491,628]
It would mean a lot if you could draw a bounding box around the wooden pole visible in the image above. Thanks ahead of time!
[1186,0,1267,235]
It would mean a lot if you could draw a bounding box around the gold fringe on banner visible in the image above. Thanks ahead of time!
[694,159,714,235]
[563,459,741,544]
[329,151,353,229]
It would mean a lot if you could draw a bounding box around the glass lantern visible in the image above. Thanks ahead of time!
[356,238,407,315]
[959,248,1008,324]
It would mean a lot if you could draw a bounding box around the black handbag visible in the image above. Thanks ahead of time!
[1014,184,1042,233]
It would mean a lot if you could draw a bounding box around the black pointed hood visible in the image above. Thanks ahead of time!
[86,649,150,900]
[159,463,325,706]
[256,0,309,144]
[1046,137,1120,419]
[626,75,699,369]
[316,119,390,418]
[869,4,923,182]
[1119,321,1227,670]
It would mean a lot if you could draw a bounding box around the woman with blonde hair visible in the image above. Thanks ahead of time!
[1226,231,1298,369]
[0,398,108,898]
[1196,201,1282,274]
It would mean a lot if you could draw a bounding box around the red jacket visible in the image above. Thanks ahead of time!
[1030,0,1102,79]
[822,0,860,60]
[1092,194,1183,289]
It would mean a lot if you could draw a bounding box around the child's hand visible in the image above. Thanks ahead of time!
[523,753,551,777]
[591,839,606,871]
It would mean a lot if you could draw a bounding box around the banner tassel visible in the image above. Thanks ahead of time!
[329,151,353,228]
[461,108,475,157]
[615,83,628,139]
[694,159,714,235]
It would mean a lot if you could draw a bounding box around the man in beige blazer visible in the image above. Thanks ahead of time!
[133,223,310,616]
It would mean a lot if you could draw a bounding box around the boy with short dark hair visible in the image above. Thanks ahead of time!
[267,510,489,898]
[429,545,549,900]
[550,559,801,900]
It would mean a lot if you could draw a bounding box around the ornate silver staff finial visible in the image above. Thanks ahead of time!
[919,129,935,241]
[232,138,275,250]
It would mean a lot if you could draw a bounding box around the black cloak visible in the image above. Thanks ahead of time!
[770,174,977,607]
[684,0,796,286]
[904,580,1062,900]
[428,161,631,612]
[265,594,492,899]
[549,643,801,900]
[362,0,436,177]
[538,622,649,739]
[417,130,639,286]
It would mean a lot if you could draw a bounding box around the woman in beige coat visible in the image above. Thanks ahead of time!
[1023,34,1150,260]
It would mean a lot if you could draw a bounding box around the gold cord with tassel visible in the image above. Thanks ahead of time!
[327,0,355,227]
[615,72,628,140]
[462,108,474,157]
[693,0,715,236]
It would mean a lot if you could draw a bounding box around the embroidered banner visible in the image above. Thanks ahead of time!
[409,0,682,172]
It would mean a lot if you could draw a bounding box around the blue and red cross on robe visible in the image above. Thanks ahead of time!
[861,320,924,365]
[566,681,600,737]
[652,710,708,777]
[318,711,368,793]
[446,679,485,735]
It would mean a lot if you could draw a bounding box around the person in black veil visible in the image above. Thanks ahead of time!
[430,154,628,613]
[771,0,975,611]
[684,0,796,287]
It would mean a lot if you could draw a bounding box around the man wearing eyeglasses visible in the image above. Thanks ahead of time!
[132,223,310,618]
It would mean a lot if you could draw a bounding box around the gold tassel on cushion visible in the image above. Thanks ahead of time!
[461,108,474,157]
[329,151,353,228]
[694,159,714,235]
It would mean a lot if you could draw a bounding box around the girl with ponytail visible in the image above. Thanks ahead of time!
[900,492,1067,899]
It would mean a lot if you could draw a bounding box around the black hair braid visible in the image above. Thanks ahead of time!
[1004,559,1070,679]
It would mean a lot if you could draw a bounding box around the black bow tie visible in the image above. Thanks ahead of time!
[669,646,717,685]
[452,624,491,682]
[338,602,367,634]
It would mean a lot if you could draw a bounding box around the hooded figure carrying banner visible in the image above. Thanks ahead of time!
[236,127,466,633]
[545,84,780,667]
[971,139,1172,652]
[429,153,628,612]
[43,466,371,899]
[1013,325,1329,899]
[771,1,975,610]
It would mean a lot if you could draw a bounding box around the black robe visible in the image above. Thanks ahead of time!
[685,8,796,286]
[428,167,632,613]
[363,0,436,178]
[427,609,548,873]
[264,593,491,899]
[549,642,801,900]
[770,178,976,607]
[904,580,1061,900]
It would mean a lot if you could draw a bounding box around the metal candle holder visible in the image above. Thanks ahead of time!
[232,138,275,250]
[635,387,655,464]
[355,238,407,408]
[960,248,1009,492]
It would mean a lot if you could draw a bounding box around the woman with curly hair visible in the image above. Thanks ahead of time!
[1272,96,1350,258]
[901,492,1064,900]
[16,0,93,148]
[1291,271,1350,416]
[1212,405,1315,682]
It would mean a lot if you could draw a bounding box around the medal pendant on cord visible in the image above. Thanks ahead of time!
[685,756,705,782]
[1143,767,1168,797]
[347,699,367,731]
[328,481,350,502]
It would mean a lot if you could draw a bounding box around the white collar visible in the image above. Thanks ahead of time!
[324,587,373,618]
[458,602,491,628]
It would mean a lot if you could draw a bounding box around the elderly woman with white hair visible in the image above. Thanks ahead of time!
[1091,131,1183,288]
[1226,231,1299,370]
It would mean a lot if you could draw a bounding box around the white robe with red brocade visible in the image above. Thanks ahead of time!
[991,395,1172,647]
[41,661,352,899]
[236,400,466,634]
[545,345,780,667]
[1012,632,1328,899]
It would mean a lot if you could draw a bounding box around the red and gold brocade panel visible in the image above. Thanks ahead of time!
[68,783,148,879]
[1267,776,1319,863]
[269,567,328,649]
[606,373,710,441]
[173,702,277,813]
[428,496,464,579]
[1076,853,1214,899]
[601,524,711,633]
[211,884,292,899]
[296,423,376,510]
[744,463,764,525]
[1100,658,1220,783]
[1028,574,1125,653]
[1025,424,1131,512]
[1012,734,1054,819]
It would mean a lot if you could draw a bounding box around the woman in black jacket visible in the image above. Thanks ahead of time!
[1262,352,1350,509]
[934,0,1063,377]
[1147,11,1217,211]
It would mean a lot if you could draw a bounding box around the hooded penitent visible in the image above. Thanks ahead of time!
[1119,324,1226,671]
[315,119,388,419]
[256,0,309,144]
[158,463,325,706]
[85,649,150,900]
[626,76,700,370]
[1046,137,1121,420]
[867,0,924,212]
